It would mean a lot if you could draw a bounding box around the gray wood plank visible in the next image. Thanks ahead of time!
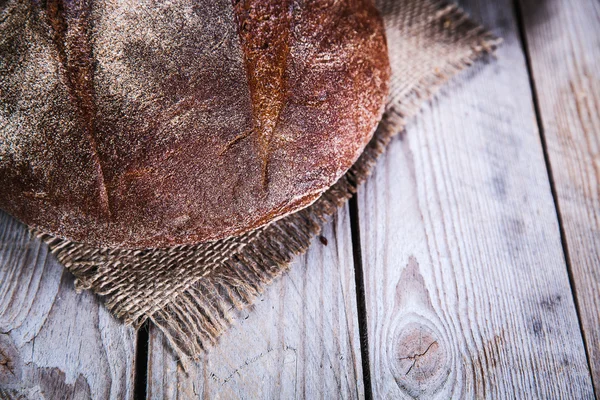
[0,211,137,400]
[147,205,364,399]
[356,0,595,398]
[518,0,600,390]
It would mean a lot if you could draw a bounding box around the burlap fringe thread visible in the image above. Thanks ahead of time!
[34,0,500,369]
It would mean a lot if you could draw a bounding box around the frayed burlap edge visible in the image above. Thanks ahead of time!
[32,1,501,369]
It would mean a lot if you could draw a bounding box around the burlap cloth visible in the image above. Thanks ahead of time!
[30,0,499,367]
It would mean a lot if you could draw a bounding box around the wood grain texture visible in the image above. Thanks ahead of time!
[356,0,596,397]
[517,0,600,390]
[147,205,364,399]
[0,211,137,399]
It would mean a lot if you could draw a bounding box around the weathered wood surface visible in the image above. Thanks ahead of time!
[355,0,595,398]
[518,0,600,390]
[0,211,137,400]
[147,205,365,399]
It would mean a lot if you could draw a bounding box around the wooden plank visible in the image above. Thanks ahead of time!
[517,0,600,390]
[0,211,137,399]
[147,205,364,398]
[356,0,596,398]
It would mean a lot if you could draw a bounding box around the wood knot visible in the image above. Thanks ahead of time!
[0,334,21,385]
[390,322,449,397]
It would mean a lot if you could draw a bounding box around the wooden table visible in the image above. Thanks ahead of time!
[1,0,598,398]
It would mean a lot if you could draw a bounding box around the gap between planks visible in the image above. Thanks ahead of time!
[135,321,150,400]
[349,195,374,400]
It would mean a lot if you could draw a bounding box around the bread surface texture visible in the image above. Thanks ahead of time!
[0,0,390,248]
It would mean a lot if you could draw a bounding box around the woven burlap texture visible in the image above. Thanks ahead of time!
[34,0,500,367]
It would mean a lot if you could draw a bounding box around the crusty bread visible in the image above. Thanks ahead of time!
[0,0,390,248]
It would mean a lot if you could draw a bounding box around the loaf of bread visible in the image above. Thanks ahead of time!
[0,0,390,248]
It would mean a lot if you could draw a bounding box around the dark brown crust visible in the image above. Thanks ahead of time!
[0,0,390,248]
[230,0,293,187]
[46,0,111,217]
